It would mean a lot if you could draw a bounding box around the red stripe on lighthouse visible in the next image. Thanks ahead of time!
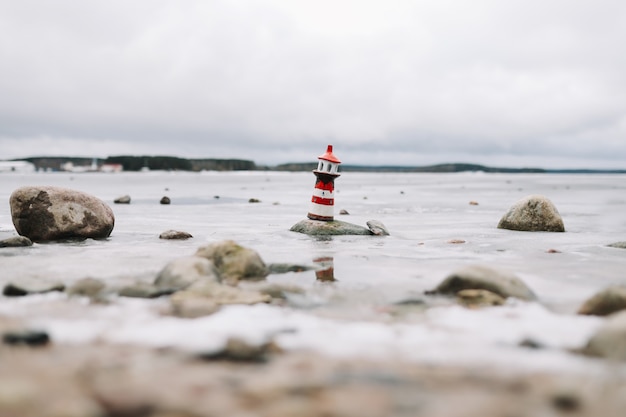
[311,196,334,205]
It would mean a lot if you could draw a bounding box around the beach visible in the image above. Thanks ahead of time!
[1,170,626,416]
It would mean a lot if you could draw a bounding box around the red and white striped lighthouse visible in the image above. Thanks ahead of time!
[308,145,341,221]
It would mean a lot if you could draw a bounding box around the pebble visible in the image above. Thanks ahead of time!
[113,195,131,204]
[158,230,193,240]
[160,196,171,204]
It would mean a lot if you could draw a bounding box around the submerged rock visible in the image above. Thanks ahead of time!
[578,286,626,316]
[497,194,565,232]
[159,230,193,240]
[0,235,33,248]
[290,219,372,236]
[456,289,506,308]
[67,278,106,299]
[267,263,314,274]
[10,186,115,242]
[3,281,65,297]
[118,282,172,299]
[195,240,268,284]
[154,256,220,292]
[2,330,50,347]
[582,311,626,360]
[170,282,271,318]
[426,265,537,301]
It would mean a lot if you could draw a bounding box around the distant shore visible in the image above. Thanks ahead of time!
[6,156,626,174]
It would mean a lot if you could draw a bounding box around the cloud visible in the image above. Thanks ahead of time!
[0,0,625,168]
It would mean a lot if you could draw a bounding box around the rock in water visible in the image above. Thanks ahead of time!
[497,194,565,232]
[582,311,626,360]
[113,195,131,204]
[159,230,193,240]
[290,219,372,236]
[154,256,220,292]
[10,186,114,242]
[0,236,33,247]
[195,240,269,283]
[426,264,537,301]
[366,220,390,236]
[608,241,626,249]
[578,286,626,316]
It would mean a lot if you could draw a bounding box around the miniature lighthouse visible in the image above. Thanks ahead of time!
[308,145,341,221]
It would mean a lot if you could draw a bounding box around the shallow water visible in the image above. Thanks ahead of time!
[1,171,625,374]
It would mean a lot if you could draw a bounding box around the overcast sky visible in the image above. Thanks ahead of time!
[1,0,625,168]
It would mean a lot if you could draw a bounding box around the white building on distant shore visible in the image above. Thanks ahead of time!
[0,161,36,173]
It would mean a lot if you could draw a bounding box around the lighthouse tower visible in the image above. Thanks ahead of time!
[308,145,341,221]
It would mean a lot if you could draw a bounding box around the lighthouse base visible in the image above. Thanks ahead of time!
[290,219,372,236]
[307,213,334,222]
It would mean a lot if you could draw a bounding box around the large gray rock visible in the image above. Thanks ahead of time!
[290,219,372,236]
[578,286,626,316]
[497,195,565,232]
[195,240,268,284]
[154,256,220,292]
[10,186,115,242]
[582,311,626,360]
[426,265,537,301]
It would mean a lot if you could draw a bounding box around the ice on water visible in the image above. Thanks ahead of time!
[1,171,625,374]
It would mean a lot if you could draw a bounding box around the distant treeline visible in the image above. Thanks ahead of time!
[13,157,626,174]
[20,156,257,171]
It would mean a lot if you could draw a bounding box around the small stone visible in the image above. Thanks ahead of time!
[546,248,561,253]
[497,194,565,232]
[159,230,193,240]
[608,241,626,249]
[366,220,390,236]
[113,195,131,204]
[3,281,65,297]
[0,236,33,248]
[2,330,50,347]
[339,209,350,215]
[160,196,171,205]
[248,198,261,203]
[456,289,506,308]
[469,201,479,206]
[578,286,626,316]
[425,264,537,301]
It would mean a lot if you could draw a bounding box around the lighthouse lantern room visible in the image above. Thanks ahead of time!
[308,145,342,221]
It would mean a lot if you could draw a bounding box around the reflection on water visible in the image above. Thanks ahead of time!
[314,256,335,282]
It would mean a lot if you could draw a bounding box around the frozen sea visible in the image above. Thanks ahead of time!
[1,171,625,375]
